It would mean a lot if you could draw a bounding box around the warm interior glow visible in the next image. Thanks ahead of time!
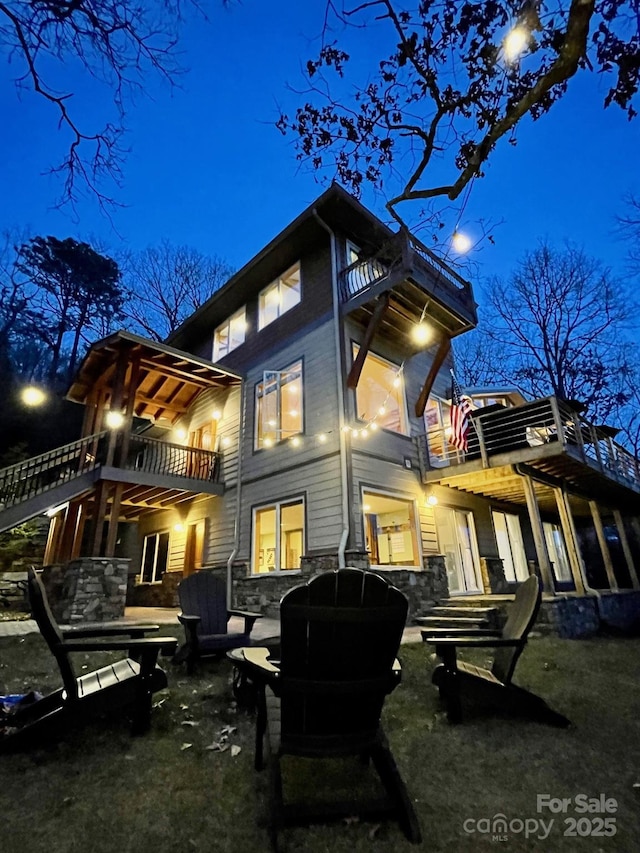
[452,231,472,253]
[105,411,125,429]
[317,433,327,443]
[290,436,301,447]
[411,321,432,346]
[21,386,46,407]
[504,25,528,62]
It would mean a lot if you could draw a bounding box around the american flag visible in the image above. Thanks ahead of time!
[449,372,472,452]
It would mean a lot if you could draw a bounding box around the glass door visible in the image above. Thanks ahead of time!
[435,507,483,594]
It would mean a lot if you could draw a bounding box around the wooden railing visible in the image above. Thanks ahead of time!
[0,432,109,508]
[337,229,475,313]
[123,434,220,483]
[0,431,222,512]
[417,396,640,487]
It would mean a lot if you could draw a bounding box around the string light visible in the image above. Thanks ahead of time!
[503,25,529,63]
[451,231,472,254]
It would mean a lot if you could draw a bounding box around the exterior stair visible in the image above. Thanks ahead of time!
[415,604,502,634]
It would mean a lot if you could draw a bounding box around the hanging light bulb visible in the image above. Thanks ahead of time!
[503,25,528,62]
[452,231,472,253]
[411,321,431,346]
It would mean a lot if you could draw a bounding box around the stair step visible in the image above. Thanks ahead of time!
[415,615,490,629]
[429,606,498,618]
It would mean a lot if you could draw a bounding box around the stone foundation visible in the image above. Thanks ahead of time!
[597,590,640,633]
[480,557,511,594]
[41,558,130,624]
[537,595,600,638]
[127,570,183,607]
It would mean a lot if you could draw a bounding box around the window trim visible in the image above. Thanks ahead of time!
[251,495,306,575]
[258,262,301,331]
[139,530,170,584]
[254,358,304,450]
[361,486,422,569]
[351,343,410,436]
[213,306,247,361]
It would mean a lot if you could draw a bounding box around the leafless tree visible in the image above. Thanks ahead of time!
[121,241,234,341]
[617,192,640,275]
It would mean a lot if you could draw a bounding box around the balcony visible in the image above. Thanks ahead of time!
[338,229,477,338]
[416,397,640,510]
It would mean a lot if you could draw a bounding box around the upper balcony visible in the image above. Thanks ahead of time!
[338,229,477,339]
[416,396,640,510]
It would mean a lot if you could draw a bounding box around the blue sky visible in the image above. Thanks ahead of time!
[1,2,638,290]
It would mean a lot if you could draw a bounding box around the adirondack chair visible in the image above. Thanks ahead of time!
[175,571,261,674]
[229,568,422,850]
[0,568,177,752]
[422,574,570,727]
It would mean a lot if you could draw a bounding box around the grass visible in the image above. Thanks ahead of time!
[1,628,639,852]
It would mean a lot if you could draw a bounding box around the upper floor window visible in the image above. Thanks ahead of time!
[258,263,301,330]
[255,360,303,448]
[353,345,408,435]
[213,307,246,361]
[424,397,452,465]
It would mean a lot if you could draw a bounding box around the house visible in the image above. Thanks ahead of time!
[1,184,639,636]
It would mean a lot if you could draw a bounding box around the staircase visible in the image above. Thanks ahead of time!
[0,433,108,533]
[415,602,502,634]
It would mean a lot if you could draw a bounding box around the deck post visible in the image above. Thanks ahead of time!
[613,510,640,590]
[588,501,619,591]
[553,488,586,594]
[521,473,555,592]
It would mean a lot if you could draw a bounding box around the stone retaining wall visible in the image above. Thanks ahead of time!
[127,570,182,607]
[42,558,130,623]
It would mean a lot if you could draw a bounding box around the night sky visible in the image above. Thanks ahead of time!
[1,2,638,294]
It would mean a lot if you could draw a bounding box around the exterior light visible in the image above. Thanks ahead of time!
[378,406,386,416]
[212,409,222,421]
[361,428,369,438]
[21,386,46,407]
[352,429,360,438]
[105,411,125,429]
[174,523,185,533]
[290,436,301,447]
[318,433,328,443]
[411,322,431,346]
[503,25,528,62]
[222,436,232,448]
[452,231,472,253]
[369,422,378,431]
[426,495,438,507]
[174,427,187,441]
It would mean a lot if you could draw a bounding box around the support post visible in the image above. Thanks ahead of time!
[521,473,555,593]
[554,488,585,594]
[105,484,124,557]
[613,510,640,590]
[589,501,618,591]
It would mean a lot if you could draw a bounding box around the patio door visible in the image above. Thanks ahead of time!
[435,507,483,595]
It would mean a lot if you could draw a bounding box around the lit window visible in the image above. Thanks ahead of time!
[362,490,421,567]
[543,522,572,583]
[256,360,303,448]
[493,511,529,582]
[424,397,452,465]
[139,531,169,583]
[252,498,305,573]
[213,307,246,360]
[258,263,301,330]
[353,345,408,435]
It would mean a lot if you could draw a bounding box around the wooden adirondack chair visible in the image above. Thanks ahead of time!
[229,568,422,850]
[175,571,261,674]
[422,574,570,727]
[0,568,177,752]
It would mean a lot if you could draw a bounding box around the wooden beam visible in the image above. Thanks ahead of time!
[347,293,390,389]
[415,336,451,417]
[613,509,640,590]
[589,500,618,591]
[554,488,586,595]
[90,481,111,557]
[105,484,124,557]
[521,473,555,592]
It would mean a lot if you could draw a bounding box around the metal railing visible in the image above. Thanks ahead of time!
[123,434,220,483]
[0,432,109,508]
[337,229,474,312]
[417,396,640,487]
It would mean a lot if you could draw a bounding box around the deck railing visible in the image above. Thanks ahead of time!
[0,432,109,508]
[337,229,474,311]
[417,396,640,487]
[123,434,220,482]
[0,431,222,512]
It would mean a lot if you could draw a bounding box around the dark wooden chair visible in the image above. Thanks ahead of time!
[175,571,261,674]
[0,568,177,752]
[422,574,570,727]
[230,568,421,850]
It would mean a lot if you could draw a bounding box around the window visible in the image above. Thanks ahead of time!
[353,346,408,435]
[255,360,303,448]
[252,498,305,574]
[139,531,169,583]
[434,507,482,594]
[213,307,246,360]
[543,522,572,583]
[258,263,301,330]
[424,397,452,464]
[363,491,421,567]
[493,511,529,582]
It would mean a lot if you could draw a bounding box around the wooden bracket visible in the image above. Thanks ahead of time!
[347,293,390,390]
[414,336,451,417]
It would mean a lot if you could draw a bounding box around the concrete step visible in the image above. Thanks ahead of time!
[428,606,497,619]
[415,615,491,630]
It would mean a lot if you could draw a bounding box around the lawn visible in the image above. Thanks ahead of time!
[1,628,639,853]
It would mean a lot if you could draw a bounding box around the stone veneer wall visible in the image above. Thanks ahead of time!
[230,551,449,620]
[41,558,130,624]
[127,570,182,607]
[480,557,511,594]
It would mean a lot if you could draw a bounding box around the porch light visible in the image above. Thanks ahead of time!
[317,433,328,443]
[222,436,232,448]
[503,25,528,62]
[174,523,185,533]
[452,231,472,254]
[212,409,222,420]
[426,494,438,507]
[174,427,187,441]
[290,436,301,448]
[411,321,432,346]
[21,385,46,407]
[105,410,125,429]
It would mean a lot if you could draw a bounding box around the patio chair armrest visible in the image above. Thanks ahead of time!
[228,609,262,632]
[62,624,161,640]
[178,614,201,631]
[60,636,178,656]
